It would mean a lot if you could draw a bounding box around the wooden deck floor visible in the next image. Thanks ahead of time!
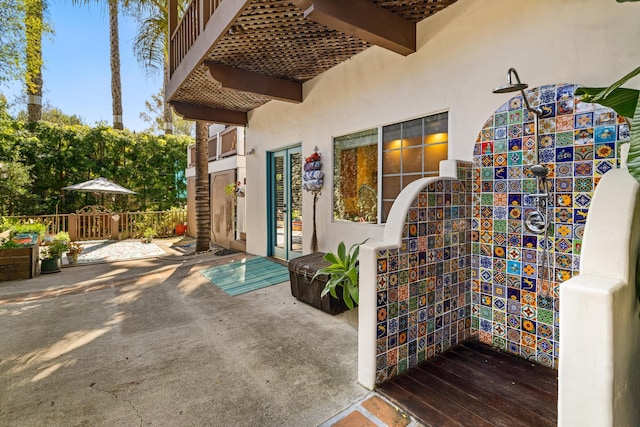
[377,341,558,427]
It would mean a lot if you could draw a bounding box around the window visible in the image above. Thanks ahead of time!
[332,112,448,223]
[333,128,378,223]
[381,112,448,221]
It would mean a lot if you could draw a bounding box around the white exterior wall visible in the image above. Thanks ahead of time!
[559,158,640,426]
[243,0,640,256]
[236,127,247,235]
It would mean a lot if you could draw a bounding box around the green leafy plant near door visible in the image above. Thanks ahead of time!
[313,239,368,310]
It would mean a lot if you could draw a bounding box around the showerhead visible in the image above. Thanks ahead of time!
[492,82,529,94]
[531,164,549,178]
[493,67,542,117]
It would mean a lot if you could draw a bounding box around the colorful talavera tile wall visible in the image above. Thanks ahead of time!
[471,83,627,368]
[372,84,627,384]
[374,162,473,384]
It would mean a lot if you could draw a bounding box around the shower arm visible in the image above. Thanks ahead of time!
[506,69,543,166]
[506,68,543,117]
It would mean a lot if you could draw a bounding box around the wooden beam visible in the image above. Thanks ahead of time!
[172,102,247,126]
[294,0,416,56]
[204,62,303,103]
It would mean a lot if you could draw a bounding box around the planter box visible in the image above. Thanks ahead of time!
[41,257,62,274]
[0,245,40,281]
[288,252,349,315]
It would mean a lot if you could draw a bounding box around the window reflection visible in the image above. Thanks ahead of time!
[381,112,448,222]
[333,129,378,223]
[332,112,448,224]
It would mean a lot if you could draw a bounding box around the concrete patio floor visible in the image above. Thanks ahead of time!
[0,248,371,426]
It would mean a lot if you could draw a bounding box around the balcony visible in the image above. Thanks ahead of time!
[167,0,458,125]
[187,126,242,168]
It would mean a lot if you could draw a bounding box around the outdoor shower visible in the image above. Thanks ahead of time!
[493,68,553,296]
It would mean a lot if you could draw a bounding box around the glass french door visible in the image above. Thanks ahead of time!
[269,146,303,260]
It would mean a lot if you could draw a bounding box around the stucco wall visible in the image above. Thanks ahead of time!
[360,161,473,386]
[558,165,640,426]
[243,0,640,257]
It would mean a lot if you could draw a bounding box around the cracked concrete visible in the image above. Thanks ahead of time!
[89,383,143,427]
[0,249,368,426]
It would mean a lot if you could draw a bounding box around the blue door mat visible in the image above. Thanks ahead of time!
[200,257,290,296]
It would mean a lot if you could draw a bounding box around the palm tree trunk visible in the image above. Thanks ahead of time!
[195,121,210,252]
[109,0,123,130]
[25,0,43,123]
[163,58,173,135]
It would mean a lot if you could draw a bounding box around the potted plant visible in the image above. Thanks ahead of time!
[41,240,68,273]
[54,231,70,243]
[312,239,368,310]
[175,222,187,236]
[66,241,83,265]
[12,222,47,245]
[142,227,156,243]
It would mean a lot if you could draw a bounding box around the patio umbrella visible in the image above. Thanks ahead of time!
[62,177,135,195]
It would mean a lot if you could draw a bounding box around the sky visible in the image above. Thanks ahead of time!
[2,0,162,132]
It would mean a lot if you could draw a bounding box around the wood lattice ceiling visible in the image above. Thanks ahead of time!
[168,0,458,125]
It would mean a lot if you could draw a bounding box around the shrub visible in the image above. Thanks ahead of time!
[42,240,68,260]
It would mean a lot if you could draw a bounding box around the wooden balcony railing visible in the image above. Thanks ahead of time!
[169,0,223,76]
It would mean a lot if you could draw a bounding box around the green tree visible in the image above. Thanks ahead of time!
[41,106,84,126]
[0,160,33,216]
[140,90,193,136]
[17,104,85,126]
[0,0,25,88]
[0,106,191,215]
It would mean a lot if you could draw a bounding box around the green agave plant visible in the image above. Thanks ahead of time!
[313,239,368,310]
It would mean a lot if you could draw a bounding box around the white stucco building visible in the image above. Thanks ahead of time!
[170,1,640,424]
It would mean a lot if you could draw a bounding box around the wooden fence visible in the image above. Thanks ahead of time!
[6,207,188,242]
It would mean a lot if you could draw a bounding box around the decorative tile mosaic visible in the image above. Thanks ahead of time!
[472,83,626,368]
[374,162,473,384]
[373,84,626,384]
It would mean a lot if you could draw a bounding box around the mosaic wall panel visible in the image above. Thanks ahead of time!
[374,162,473,384]
[471,83,628,368]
